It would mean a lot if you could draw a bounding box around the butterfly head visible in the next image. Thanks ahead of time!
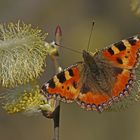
[82,50,97,64]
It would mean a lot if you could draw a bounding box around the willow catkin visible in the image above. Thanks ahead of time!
[2,85,56,114]
[0,21,48,87]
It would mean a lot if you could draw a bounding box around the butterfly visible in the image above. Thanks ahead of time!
[41,35,140,112]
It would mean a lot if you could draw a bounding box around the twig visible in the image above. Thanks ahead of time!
[51,56,62,140]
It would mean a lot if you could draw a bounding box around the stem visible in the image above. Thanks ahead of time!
[53,105,60,140]
[51,55,61,140]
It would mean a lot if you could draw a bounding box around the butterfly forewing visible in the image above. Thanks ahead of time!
[42,63,83,103]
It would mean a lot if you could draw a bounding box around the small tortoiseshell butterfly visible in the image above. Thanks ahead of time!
[42,35,140,112]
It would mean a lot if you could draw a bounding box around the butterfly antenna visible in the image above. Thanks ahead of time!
[55,25,82,54]
[87,21,95,51]
[55,43,82,54]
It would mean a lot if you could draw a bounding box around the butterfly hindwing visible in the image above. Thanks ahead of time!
[77,69,135,112]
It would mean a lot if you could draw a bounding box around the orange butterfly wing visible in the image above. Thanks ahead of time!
[42,63,82,103]
[103,35,140,69]
[102,35,140,98]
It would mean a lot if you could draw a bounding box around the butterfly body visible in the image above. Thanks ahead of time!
[81,50,123,96]
[42,35,140,112]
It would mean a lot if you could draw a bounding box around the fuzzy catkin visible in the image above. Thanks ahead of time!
[0,22,48,87]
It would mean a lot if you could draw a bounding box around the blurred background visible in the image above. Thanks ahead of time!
[0,0,140,140]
